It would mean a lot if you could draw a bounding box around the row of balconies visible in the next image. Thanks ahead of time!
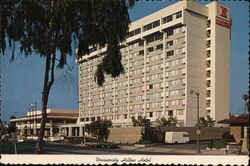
[80,81,186,97]
[206,23,211,111]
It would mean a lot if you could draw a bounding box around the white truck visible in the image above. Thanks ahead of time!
[165,132,189,144]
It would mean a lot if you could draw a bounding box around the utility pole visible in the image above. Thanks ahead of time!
[190,89,201,153]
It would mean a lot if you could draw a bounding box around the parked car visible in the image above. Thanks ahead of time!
[85,137,97,142]
[96,142,119,149]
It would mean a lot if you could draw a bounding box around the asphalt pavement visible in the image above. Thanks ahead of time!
[0,141,246,155]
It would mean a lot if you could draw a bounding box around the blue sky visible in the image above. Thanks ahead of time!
[1,0,248,121]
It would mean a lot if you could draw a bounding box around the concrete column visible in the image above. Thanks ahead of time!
[75,127,79,136]
[33,119,37,135]
[27,121,31,136]
[68,127,72,137]
[50,127,53,136]
[21,122,24,135]
[79,126,83,137]
[49,120,53,136]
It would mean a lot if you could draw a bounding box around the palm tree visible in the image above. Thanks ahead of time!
[156,116,177,127]
[1,0,135,153]
[199,115,215,127]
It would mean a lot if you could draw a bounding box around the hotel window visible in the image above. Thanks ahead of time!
[139,50,144,56]
[207,90,211,98]
[173,26,185,34]
[143,20,160,32]
[149,112,153,117]
[147,47,154,53]
[207,19,211,28]
[166,61,169,67]
[207,50,211,58]
[206,100,211,107]
[166,29,173,36]
[143,23,153,31]
[156,111,162,117]
[155,33,163,40]
[128,31,135,37]
[175,11,182,19]
[134,28,141,35]
[176,109,184,116]
[129,28,141,37]
[207,40,211,48]
[165,91,169,97]
[168,110,173,117]
[207,29,211,38]
[163,15,173,24]
[153,20,160,28]
[139,40,144,46]
[123,114,128,119]
[207,60,211,68]
[207,70,211,78]
[174,37,185,45]
[174,47,185,55]
[156,44,163,50]
[167,50,174,57]
[165,101,169,107]
[166,41,173,47]
[207,80,211,87]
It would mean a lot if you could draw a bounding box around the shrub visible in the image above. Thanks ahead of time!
[209,139,227,149]
[221,131,235,142]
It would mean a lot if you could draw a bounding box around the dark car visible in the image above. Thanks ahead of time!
[96,142,119,149]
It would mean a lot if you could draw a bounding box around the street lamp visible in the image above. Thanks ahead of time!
[190,89,201,153]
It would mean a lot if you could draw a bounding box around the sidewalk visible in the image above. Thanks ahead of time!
[121,145,246,155]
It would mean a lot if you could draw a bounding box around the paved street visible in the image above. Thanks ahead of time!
[0,141,246,155]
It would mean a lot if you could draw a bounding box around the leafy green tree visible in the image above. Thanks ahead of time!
[6,115,17,134]
[131,116,151,142]
[221,131,235,142]
[199,115,215,127]
[85,119,112,142]
[0,119,7,136]
[1,0,135,153]
[156,116,177,127]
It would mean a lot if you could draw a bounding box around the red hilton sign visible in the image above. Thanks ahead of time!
[216,17,232,29]
[216,5,231,29]
[219,6,228,19]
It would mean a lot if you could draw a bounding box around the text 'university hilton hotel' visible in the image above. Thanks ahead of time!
[76,0,231,127]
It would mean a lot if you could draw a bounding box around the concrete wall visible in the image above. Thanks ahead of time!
[184,9,207,127]
[107,127,142,144]
[107,126,229,143]
[230,126,242,142]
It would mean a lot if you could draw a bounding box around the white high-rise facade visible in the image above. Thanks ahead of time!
[77,0,231,127]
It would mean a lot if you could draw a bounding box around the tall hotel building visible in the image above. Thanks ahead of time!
[77,0,231,127]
